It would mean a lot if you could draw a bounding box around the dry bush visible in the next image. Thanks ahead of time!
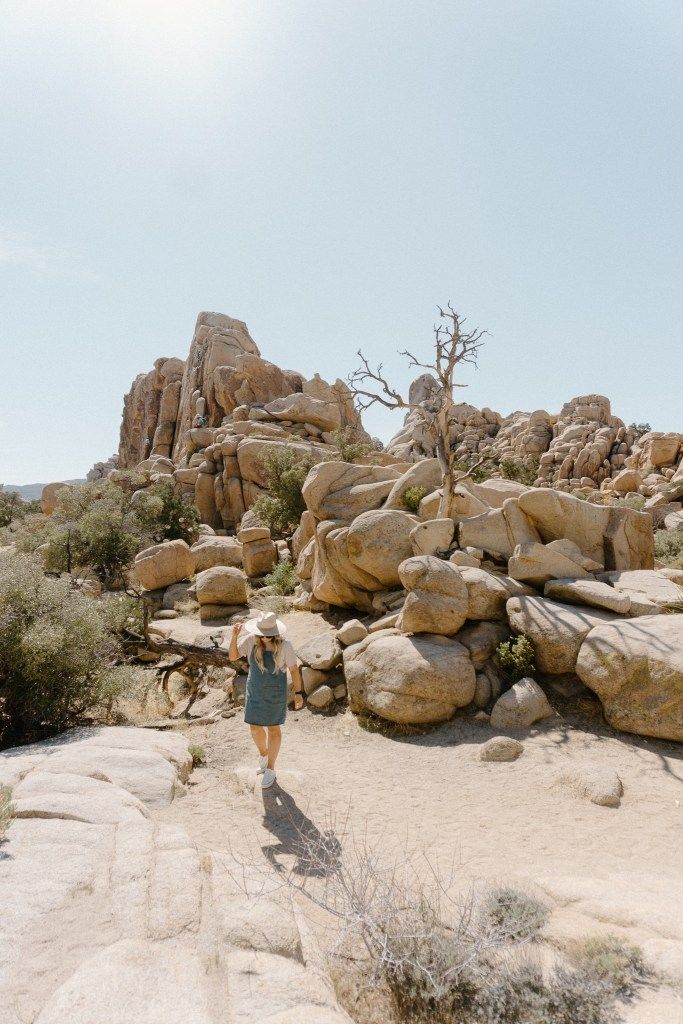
[567,934,650,998]
[0,784,13,840]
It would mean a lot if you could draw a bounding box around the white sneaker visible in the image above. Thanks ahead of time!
[261,768,276,789]
[257,754,268,775]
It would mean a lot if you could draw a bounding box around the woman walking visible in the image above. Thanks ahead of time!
[229,611,304,789]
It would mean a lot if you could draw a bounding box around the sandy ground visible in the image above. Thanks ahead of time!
[158,710,681,1020]
[149,610,683,1021]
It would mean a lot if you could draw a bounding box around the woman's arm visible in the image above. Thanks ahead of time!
[228,621,243,661]
[290,663,304,710]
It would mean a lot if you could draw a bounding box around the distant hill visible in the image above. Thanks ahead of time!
[3,480,85,502]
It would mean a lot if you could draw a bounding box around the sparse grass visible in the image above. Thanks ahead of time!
[402,486,428,513]
[0,785,14,839]
[264,559,298,595]
[567,934,650,998]
[188,743,206,767]
[356,712,429,738]
[477,886,549,942]
[496,634,536,683]
[248,589,290,615]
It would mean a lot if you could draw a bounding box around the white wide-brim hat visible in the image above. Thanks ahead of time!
[242,611,288,638]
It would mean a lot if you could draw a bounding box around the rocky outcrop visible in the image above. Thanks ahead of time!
[134,539,195,591]
[0,726,351,1024]
[117,312,372,530]
[387,380,682,500]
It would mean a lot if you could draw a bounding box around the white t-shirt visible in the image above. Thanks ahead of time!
[236,633,298,669]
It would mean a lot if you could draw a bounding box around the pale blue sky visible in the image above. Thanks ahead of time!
[1,1,681,484]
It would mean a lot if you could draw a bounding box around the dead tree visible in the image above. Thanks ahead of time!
[347,303,488,517]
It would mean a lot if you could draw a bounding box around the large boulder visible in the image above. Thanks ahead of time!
[517,489,654,570]
[344,629,476,724]
[382,459,443,511]
[345,509,419,588]
[264,393,342,432]
[597,569,683,614]
[458,500,540,560]
[459,567,535,621]
[134,540,195,591]
[302,462,400,523]
[576,615,683,741]
[190,537,243,572]
[508,539,602,585]
[506,595,618,674]
[396,556,468,636]
[236,438,329,489]
[40,481,72,516]
[195,566,248,606]
[543,578,631,614]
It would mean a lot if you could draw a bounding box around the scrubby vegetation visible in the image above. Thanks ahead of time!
[0,551,124,748]
[4,479,200,588]
[496,635,536,683]
[654,529,683,568]
[500,455,540,487]
[331,427,383,464]
[614,493,646,511]
[402,486,428,513]
[252,446,319,535]
[0,488,40,528]
[0,784,13,839]
[188,743,206,767]
[263,559,298,595]
[273,823,639,1024]
[567,934,650,999]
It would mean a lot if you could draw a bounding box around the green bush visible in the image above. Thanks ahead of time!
[264,559,298,595]
[0,489,40,528]
[500,456,540,486]
[402,485,428,513]
[135,480,200,545]
[252,447,320,536]
[654,529,683,568]
[478,887,549,942]
[0,551,123,748]
[567,934,649,998]
[9,480,201,587]
[496,635,536,682]
[329,427,377,463]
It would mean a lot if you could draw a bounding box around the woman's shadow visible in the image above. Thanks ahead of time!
[260,782,341,879]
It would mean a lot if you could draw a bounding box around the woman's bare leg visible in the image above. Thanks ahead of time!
[249,725,268,757]
[266,726,281,770]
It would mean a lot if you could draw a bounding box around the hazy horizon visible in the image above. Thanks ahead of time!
[2,1,681,485]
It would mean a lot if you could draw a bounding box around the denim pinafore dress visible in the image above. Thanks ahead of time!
[244,649,288,726]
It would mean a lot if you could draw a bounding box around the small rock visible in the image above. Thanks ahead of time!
[337,618,369,646]
[237,526,271,543]
[333,682,347,700]
[301,666,328,695]
[154,609,179,620]
[554,764,623,807]
[479,737,525,762]
[490,678,555,730]
[306,684,334,709]
[449,550,481,567]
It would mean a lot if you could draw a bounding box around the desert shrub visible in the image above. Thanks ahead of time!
[614,493,646,511]
[252,447,319,535]
[500,456,540,487]
[654,529,683,568]
[0,784,13,839]
[454,456,497,483]
[328,427,380,464]
[477,887,549,942]
[264,559,298,595]
[135,480,200,545]
[628,422,651,440]
[98,592,146,638]
[0,489,40,528]
[402,485,428,513]
[188,743,206,767]
[567,934,649,998]
[9,480,201,587]
[0,551,123,747]
[496,635,536,682]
